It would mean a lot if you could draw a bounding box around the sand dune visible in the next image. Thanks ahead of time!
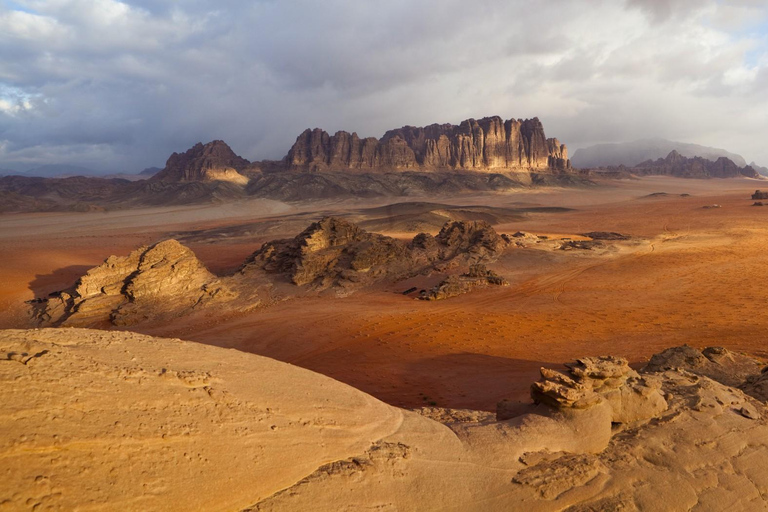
[3,328,768,510]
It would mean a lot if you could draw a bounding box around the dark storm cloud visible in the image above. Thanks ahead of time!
[0,0,766,172]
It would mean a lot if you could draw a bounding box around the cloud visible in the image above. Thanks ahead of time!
[0,0,767,172]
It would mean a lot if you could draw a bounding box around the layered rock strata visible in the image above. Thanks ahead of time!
[285,116,570,173]
[35,240,235,327]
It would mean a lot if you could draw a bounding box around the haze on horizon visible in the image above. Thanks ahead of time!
[0,0,767,173]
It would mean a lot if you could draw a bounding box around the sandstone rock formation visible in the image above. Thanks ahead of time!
[752,190,768,200]
[151,140,251,184]
[644,345,763,388]
[420,264,509,300]
[7,329,768,510]
[531,356,668,424]
[285,116,570,173]
[32,218,511,326]
[240,217,510,291]
[35,240,234,327]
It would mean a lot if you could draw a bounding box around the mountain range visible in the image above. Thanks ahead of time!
[571,138,748,169]
[0,115,763,213]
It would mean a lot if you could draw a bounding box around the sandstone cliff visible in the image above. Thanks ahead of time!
[151,140,251,184]
[285,116,570,173]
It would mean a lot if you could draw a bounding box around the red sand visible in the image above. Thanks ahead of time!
[3,177,768,411]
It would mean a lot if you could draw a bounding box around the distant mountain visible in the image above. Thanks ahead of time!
[139,167,162,176]
[750,162,768,177]
[631,150,759,179]
[572,138,747,169]
[20,164,101,178]
[151,141,251,185]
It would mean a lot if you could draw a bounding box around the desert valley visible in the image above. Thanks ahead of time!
[4,1,768,510]
[4,115,768,509]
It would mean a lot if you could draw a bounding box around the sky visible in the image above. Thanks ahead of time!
[0,0,767,172]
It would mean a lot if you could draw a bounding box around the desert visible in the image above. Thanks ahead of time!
[5,151,768,511]
[4,0,768,510]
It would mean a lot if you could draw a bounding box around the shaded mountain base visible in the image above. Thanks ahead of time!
[0,170,591,213]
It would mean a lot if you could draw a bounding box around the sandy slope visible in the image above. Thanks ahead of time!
[0,329,400,511]
[3,177,768,413]
[4,328,768,511]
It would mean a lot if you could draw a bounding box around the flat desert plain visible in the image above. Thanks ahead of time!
[3,176,767,411]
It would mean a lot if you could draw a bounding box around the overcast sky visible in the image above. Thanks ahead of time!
[1,0,767,172]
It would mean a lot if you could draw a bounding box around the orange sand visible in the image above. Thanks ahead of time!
[3,177,768,411]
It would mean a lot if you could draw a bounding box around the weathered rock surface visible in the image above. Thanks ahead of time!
[151,140,251,184]
[420,264,509,300]
[644,345,763,388]
[240,217,510,291]
[752,190,768,200]
[286,116,571,173]
[5,330,768,511]
[35,240,235,327]
[531,356,668,424]
[31,218,511,326]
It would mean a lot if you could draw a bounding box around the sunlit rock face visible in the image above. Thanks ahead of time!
[152,140,251,184]
[286,116,570,173]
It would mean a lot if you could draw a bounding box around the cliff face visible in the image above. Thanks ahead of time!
[285,116,570,173]
[152,140,251,184]
[633,150,761,179]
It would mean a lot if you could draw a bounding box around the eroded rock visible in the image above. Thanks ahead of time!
[419,264,509,301]
[644,345,763,388]
[531,356,668,424]
[35,240,235,327]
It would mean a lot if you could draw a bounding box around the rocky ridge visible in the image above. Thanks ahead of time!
[286,116,570,173]
[33,218,512,326]
[420,263,509,300]
[587,150,761,179]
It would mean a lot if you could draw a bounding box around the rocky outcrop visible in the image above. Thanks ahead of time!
[632,150,761,179]
[420,264,509,300]
[152,140,251,184]
[285,116,570,173]
[35,240,235,327]
[240,217,411,288]
[752,190,768,200]
[30,218,511,327]
[644,345,763,388]
[531,356,668,424]
[240,217,510,291]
